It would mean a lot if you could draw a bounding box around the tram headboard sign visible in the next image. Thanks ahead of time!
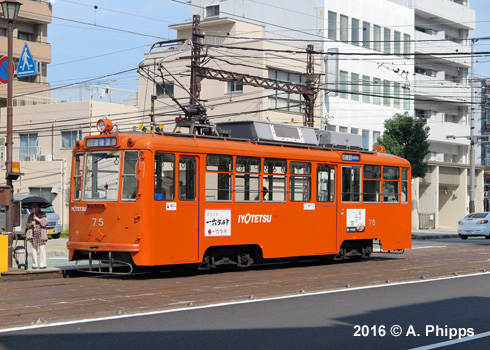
[342,153,360,162]
[86,137,117,148]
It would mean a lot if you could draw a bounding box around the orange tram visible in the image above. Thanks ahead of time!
[67,119,411,273]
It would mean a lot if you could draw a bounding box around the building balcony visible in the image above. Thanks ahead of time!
[0,37,51,64]
[426,119,470,144]
[413,0,475,30]
[414,31,471,68]
[17,0,52,24]
[413,73,470,104]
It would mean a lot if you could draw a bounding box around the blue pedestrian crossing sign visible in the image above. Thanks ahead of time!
[17,43,36,77]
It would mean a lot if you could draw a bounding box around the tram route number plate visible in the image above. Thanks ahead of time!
[342,153,360,162]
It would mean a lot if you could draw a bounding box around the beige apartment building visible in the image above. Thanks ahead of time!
[0,100,139,230]
[0,0,52,106]
[138,18,321,129]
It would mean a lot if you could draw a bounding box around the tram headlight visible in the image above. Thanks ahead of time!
[97,119,114,134]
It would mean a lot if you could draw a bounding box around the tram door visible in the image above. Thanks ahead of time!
[316,164,337,253]
[173,156,200,262]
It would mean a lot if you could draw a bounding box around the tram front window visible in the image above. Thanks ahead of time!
[83,151,121,201]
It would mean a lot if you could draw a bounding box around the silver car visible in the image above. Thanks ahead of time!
[0,195,62,239]
[457,212,490,240]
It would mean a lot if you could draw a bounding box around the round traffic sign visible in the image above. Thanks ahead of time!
[0,56,15,84]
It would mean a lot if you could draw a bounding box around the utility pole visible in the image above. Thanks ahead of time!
[188,16,318,128]
[2,0,22,268]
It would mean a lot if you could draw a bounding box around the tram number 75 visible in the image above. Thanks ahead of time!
[92,218,104,227]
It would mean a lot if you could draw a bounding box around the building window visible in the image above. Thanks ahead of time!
[362,130,369,149]
[351,73,360,101]
[29,187,52,202]
[394,82,401,108]
[351,128,359,135]
[362,22,370,49]
[339,126,348,133]
[384,28,391,54]
[404,34,411,58]
[373,131,380,145]
[328,11,337,40]
[0,28,6,37]
[394,31,401,55]
[327,125,336,132]
[206,5,219,17]
[19,133,38,161]
[156,82,174,97]
[339,71,349,99]
[340,15,348,43]
[362,75,370,103]
[61,130,82,149]
[227,81,243,93]
[383,80,391,107]
[351,18,360,46]
[403,88,410,110]
[268,69,305,113]
[373,78,381,105]
[18,31,31,41]
[373,25,381,51]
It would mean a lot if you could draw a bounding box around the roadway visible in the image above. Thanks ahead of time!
[0,236,489,349]
[0,273,489,349]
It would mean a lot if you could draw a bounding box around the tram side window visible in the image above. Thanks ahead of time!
[263,158,286,202]
[155,153,175,201]
[122,151,138,200]
[401,168,409,203]
[341,166,361,202]
[179,157,196,201]
[206,155,232,201]
[317,166,335,202]
[363,165,381,203]
[383,166,399,203]
[290,162,311,202]
[73,153,83,201]
[236,157,260,202]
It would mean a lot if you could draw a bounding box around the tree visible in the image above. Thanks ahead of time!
[376,112,430,178]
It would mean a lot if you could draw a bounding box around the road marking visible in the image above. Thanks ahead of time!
[1,271,490,334]
[411,246,447,249]
[410,330,490,349]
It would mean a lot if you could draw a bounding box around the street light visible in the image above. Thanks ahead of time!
[1,0,22,268]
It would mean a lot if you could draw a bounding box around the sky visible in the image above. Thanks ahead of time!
[46,0,490,97]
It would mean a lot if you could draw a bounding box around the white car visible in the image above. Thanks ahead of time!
[457,212,490,240]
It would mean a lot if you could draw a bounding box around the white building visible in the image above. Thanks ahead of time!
[178,0,482,228]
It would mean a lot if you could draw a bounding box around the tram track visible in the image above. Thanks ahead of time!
[1,243,489,331]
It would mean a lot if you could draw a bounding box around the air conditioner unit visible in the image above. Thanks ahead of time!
[38,154,52,161]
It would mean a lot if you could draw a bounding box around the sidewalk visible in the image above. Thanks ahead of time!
[411,227,459,240]
[2,230,462,278]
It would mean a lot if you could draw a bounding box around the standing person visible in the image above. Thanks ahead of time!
[26,203,48,269]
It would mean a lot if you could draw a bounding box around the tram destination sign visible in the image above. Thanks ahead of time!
[86,137,117,148]
[342,153,360,162]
